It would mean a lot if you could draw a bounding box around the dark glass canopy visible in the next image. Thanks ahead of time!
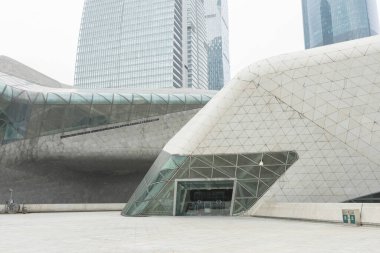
[0,72,215,144]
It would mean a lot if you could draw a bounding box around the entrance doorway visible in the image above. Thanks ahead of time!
[174,179,236,216]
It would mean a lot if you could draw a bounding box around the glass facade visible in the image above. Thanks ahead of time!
[346,192,380,203]
[302,0,380,49]
[122,151,298,216]
[0,72,213,145]
[75,0,187,89]
[187,0,209,89]
[204,0,230,90]
[75,0,209,90]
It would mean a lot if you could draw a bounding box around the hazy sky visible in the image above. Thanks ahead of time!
[0,0,379,85]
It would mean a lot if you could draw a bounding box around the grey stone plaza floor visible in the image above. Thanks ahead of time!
[1,212,380,253]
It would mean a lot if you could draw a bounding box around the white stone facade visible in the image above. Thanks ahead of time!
[158,35,380,208]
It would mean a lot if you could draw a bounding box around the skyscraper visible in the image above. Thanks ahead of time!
[204,0,230,90]
[302,0,380,49]
[187,0,209,89]
[74,0,208,90]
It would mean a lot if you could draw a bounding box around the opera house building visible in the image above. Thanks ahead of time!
[1,36,380,218]
[123,36,380,216]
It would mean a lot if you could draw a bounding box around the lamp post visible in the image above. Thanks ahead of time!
[9,188,13,204]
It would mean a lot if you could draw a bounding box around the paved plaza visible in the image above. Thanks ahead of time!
[0,212,380,253]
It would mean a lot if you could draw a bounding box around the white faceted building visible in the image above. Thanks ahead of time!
[123,36,380,216]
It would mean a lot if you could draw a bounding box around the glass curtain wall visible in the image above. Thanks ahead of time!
[122,151,298,216]
[0,80,212,144]
[204,0,230,90]
[302,0,380,49]
[74,0,186,89]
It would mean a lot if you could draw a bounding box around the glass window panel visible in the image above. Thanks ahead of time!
[155,169,176,183]
[56,93,71,103]
[96,93,113,103]
[236,166,260,179]
[172,94,185,103]
[126,201,150,216]
[133,94,150,104]
[113,94,131,104]
[238,154,260,166]
[242,153,263,165]
[0,82,6,95]
[11,88,23,99]
[70,93,87,104]
[196,155,214,167]
[168,95,183,105]
[259,167,278,179]
[92,94,111,104]
[117,94,133,103]
[32,93,45,104]
[146,182,166,200]
[191,157,211,168]
[185,95,203,110]
[262,153,285,165]
[46,93,67,105]
[262,165,287,176]
[186,95,201,104]
[176,167,190,179]
[235,198,257,211]
[152,94,168,104]
[201,95,212,104]
[286,151,299,165]
[266,152,288,164]
[172,155,187,166]
[3,125,23,142]
[233,200,245,214]
[192,167,213,178]
[235,183,255,199]
[213,166,236,178]
[162,157,181,171]
[14,91,30,103]
[214,155,236,167]
[260,178,278,187]
[257,181,270,197]
[190,168,208,178]
[211,168,229,179]
[77,93,93,103]
[237,180,258,197]
[2,86,13,101]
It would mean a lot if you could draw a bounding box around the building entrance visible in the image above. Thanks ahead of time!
[174,179,235,216]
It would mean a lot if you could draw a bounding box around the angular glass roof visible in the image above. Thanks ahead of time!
[0,72,216,144]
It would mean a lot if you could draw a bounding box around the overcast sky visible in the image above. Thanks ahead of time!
[0,0,379,85]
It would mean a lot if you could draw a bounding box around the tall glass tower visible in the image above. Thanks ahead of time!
[204,0,230,91]
[74,0,207,89]
[302,0,380,49]
[187,0,209,89]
